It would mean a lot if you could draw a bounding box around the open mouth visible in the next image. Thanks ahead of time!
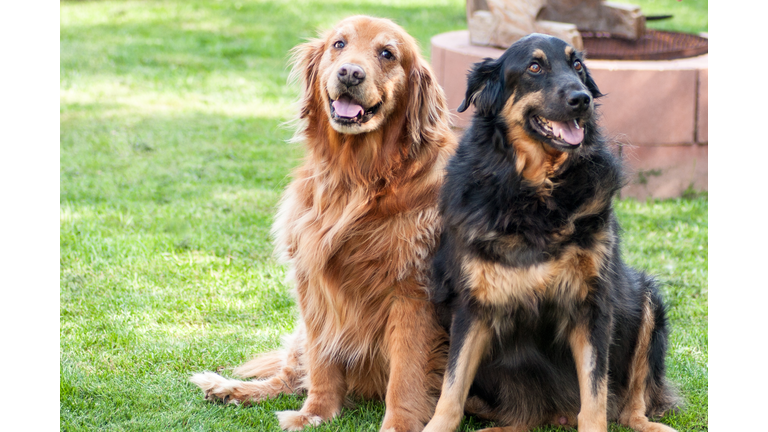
[529,115,585,148]
[329,94,383,126]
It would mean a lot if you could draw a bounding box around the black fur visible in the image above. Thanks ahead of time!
[431,34,679,428]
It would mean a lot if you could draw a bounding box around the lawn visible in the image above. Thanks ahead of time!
[60,1,708,431]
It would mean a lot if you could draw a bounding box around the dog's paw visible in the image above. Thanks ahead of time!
[189,372,242,404]
[276,410,323,431]
[379,418,423,432]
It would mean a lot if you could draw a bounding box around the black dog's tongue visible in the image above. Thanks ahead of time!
[551,120,584,145]
[332,95,364,118]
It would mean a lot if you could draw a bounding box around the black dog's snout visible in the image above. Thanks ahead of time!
[566,90,592,112]
[337,63,366,87]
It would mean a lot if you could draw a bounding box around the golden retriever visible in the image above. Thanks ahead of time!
[191,15,457,432]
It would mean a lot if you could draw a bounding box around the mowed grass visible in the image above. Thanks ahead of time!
[60,1,707,431]
[612,0,708,34]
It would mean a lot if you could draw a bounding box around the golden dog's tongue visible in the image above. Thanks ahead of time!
[332,96,364,118]
[552,120,584,145]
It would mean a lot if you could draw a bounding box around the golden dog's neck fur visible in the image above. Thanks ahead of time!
[305,93,410,190]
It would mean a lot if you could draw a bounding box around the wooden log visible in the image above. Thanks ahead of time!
[539,0,645,39]
[465,0,645,50]
[468,0,583,49]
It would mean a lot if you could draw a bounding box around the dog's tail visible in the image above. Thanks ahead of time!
[190,326,308,404]
[235,325,307,378]
[233,349,288,378]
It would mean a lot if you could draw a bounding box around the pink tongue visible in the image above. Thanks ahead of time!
[551,120,584,145]
[332,96,364,118]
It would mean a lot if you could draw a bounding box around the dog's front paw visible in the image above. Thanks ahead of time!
[276,410,323,431]
[379,415,424,432]
[189,371,242,404]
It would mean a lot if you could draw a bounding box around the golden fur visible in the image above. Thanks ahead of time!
[191,15,456,432]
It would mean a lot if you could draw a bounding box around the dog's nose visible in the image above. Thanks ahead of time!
[567,90,592,112]
[337,63,366,87]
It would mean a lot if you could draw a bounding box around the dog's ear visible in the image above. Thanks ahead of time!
[406,56,450,151]
[458,57,505,116]
[289,37,326,119]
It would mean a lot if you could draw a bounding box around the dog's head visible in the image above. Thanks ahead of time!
[459,33,602,152]
[290,15,445,142]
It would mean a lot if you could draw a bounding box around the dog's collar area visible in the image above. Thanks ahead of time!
[529,115,585,149]
[329,94,383,125]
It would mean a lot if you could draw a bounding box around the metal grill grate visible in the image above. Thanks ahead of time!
[581,30,708,61]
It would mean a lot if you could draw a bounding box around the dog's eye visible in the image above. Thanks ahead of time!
[573,60,583,72]
[334,41,345,49]
[380,49,394,60]
[528,63,542,74]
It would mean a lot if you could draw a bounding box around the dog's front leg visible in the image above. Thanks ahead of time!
[381,296,444,432]
[276,339,347,431]
[568,316,611,432]
[423,305,492,432]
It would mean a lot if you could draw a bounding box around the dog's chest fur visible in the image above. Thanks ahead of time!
[462,230,613,310]
[272,160,442,364]
[444,139,622,312]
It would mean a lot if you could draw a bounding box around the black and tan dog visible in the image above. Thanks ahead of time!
[422,34,680,432]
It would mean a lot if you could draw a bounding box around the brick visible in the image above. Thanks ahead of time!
[589,68,697,146]
[441,49,483,128]
[697,68,708,144]
[620,145,708,200]
[430,41,445,87]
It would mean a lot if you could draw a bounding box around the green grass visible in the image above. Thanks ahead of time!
[613,0,708,34]
[60,1,707,431]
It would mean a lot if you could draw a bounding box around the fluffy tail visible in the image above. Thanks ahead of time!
[190,327,307,404]
[233,349,287,378]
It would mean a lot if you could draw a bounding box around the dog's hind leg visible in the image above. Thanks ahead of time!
[618,293,677,432]
[190,326,307,404]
